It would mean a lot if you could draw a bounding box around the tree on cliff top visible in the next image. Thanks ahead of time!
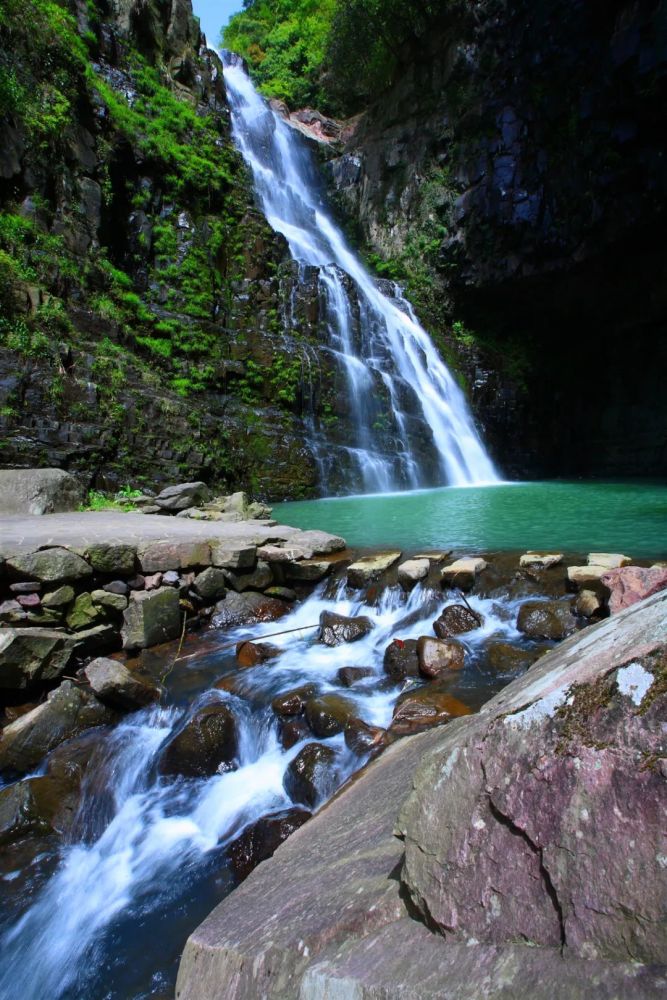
[223,0,450,115]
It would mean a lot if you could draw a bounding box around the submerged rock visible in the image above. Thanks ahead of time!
[283,742,339,808]
[433,604,482,638]
[389,689,472,737]
[483,641,543,674]
[229,808,311,882]
[517,599,578,640]
[383,638,420,681]
[278,716,312,750]
[305,694,359,738]
[158,699,239,779]
[318,611,374,646]
[416,636,465,677]
[337,666,374,687]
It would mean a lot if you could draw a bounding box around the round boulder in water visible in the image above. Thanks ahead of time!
[278,716,312,750]
[271,684,317,717]
[305,694,359,738]
[433,604,482,638]
[236,640,282,669]
[383,638,420,681]
[483,641,543,675]
[517,599,578,640]
[417,636,465,678]
[229,808,311,883]
[337,666,374,687]
[344,718,387,755]
[283,742,339,808]
[318,611,374,647]
[158,699,239,778]
[390,688,472,737]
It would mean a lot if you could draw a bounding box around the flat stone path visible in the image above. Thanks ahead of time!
[0,512,304,558]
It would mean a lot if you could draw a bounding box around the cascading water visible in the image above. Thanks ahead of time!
[221,52,499,494]
[0,578,528,1000]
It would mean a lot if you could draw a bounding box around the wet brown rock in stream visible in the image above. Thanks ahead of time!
[389,689,472,737]
[158,699,239,778]
[383,638,420,681]
[0,773,81,845]
[344,718,387,755]
[84,657,162,710]
[433,604,482,638]
[229,808,311,883]
[483,641,545,674]
[278,717,312,750]
[517,599,578,640]
[318,611,374,647]
[271,685,317,717]
[305,694,359,738]
[235,641,282,669]
[417,636,465,678]
[283,742,339,808]
[212,592,290,628]
[337,667,374,687]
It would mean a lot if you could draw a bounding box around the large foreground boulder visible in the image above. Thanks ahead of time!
[0,468,83,515]
[176,589,667,1000]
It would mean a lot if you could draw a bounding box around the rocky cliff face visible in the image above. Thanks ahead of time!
[0,0,348,499]
[327,0,667,478]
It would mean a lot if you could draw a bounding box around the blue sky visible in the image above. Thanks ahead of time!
[192,1,244,47]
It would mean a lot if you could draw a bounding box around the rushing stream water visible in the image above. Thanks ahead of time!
[221,52,498,492]
[0,580,532,999]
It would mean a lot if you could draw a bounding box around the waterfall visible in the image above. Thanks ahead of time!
[221,52,499,493]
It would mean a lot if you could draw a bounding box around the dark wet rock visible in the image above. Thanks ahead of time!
[176,594,667,1000]
[4,701,38,722]
[212,591,290,628]
[229,808,311,883]
[84,656,162,710]
[159,698,239,779]
[271,685,317,717]
[601,565,667,615]
[0,468,83,515]
[236,641,281,669]
[344,718,387,755]
[433,604,482,638]
[127,574,146,590]
[6,547,92,584]
[193,567,227,601]
[383,638,420,681]
[483,641,544,674]
[283,742,339,808]
[417,636,465,678]
[155,481,210,512]
[0,681,117,776]
[337,667,374,687]
[318,611,374,647]
[305,694,359,738]
[0,773,81,844]
[121,586,181,650]
[224,561,273,594]
[389,688,472,737]
[392,594,442,631]
[0,627,72,690]
[265,586,297,602]
[278,716,312,750]
[517,599,578,640]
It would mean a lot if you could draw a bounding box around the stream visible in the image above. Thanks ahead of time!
[0,576,534,999]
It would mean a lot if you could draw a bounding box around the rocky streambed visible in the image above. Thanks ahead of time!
[1,526,666,998]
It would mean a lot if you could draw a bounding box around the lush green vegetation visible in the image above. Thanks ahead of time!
[223,0,455,114]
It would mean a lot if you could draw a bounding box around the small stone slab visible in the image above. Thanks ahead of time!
[519,552,563,569]
[7,547,92,584]
[86,543,137,575]
[138,539,211,574]
[567,564,609,588]
[413,551,452,562]
[347,552,402,588]
[41,585,75,608]
[397,558,430,589]
[441,557,487,590]
[257,545,309,563]
[587,552,632,569]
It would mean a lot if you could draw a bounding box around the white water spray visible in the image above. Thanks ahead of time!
[221,53,499,492]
